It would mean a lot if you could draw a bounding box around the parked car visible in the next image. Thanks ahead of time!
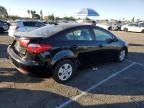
[7,24,128,83]
[8,20,46,37]
[121,23,144,33]
[0,20,9,33]
[110,21,122,31]
[139,22,144,27]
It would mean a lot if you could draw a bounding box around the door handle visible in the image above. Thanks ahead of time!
[71,45,78,49]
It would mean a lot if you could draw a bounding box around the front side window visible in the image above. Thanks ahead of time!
[35,22,45,27]
[93,28,113,41]
[65,28,92,41]
[128,24,139,27]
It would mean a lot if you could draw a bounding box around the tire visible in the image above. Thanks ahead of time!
[142,29,144,33]
[116,48,127,62]
[108,27,112,30]
[0,28,4,33]
[124,28,128,32]
[52,60,77,83]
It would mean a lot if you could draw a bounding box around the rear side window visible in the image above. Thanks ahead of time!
[63,28,93,41]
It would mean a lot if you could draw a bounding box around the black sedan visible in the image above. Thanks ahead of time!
[7,24,128,83]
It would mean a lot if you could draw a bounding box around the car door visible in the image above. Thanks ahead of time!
[131,24,141,32]
[92,27,118,60]
[127,24,133,31]
[60,26,100,65]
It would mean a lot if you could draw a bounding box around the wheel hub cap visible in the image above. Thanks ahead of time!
[58,64,72,81]
[119,50,126,61]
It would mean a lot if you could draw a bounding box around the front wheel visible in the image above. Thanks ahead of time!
[124,28,128,32]
[53,60,76,83]
[116,48,127,62]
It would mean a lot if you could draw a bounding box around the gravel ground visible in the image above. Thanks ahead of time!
[0,31,144,108]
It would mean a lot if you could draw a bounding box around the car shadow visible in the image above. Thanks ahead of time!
[0,88,143,108]
[64,52,144,96]
[129,43,144,46]
[0,52,144,95]
[0,67,44,83]
[0,32,8,36]
[0,44,8,58]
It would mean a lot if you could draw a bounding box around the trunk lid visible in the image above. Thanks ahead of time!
[12,32,44,57]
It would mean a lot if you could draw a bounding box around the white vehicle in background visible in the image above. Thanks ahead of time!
[139,22,144,27]
[8,20,46,37]
[121,23,144,33]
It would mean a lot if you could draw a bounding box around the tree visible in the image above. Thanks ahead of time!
[48,14,55,21]
[44,16,48,21]
[27,10,30,18]
[0,6,8,19]
[62,16,75,21]
[33,14,40,20]
[29,10,39,19]
[40,10,43,20]
[33,11,36,15]
[55,17,61,21]
[132,17,135,22]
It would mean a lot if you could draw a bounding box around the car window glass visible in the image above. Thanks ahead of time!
[134,24,139,27]
[129,24,139,27]
[93,28,113,41]
[65,28,92,41]
[35,22,45,27]
[128,24,132,26]
[23,22,36,27]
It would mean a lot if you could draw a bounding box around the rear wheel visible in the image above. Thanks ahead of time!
[116,48,127,62]
[53,60,76,83]
[124,28,128,32]
[0,28,4,33]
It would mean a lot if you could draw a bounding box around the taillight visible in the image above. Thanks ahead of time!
[18,39,30,47]
[26,44,52,54]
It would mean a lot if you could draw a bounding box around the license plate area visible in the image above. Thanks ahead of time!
[14,41,26,55]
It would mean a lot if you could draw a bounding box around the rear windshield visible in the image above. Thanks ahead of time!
[29,25,64,37]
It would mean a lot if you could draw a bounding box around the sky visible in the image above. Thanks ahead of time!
[0,0,144,20]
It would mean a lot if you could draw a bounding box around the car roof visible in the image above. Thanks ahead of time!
[53,23,91,29]
[16,20,43,23]
[21,24,93,38]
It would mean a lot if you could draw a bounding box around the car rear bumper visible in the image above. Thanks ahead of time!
[7,45,52,76]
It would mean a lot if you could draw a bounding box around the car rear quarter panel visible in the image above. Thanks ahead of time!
[50,50,76,66]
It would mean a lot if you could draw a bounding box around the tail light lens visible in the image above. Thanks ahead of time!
[26,43,52,54]
[18,39,30,47]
